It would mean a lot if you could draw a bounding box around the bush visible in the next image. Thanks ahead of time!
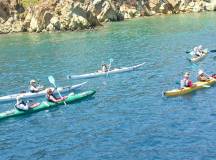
[21,0,39,8]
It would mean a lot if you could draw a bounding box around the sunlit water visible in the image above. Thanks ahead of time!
[1,12,216,160]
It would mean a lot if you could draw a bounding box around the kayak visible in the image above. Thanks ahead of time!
[190,49,208,62]
[0,90,96,120]
[0,82,87,103]
[67,62,145,80]
[164,78,216,97]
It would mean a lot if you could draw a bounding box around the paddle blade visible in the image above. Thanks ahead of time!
[210,49,216,53]
[202,85,210,88]
[48,76,55,85]
[110,58,114,63]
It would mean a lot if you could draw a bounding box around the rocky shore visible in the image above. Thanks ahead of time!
[0,0,216,34]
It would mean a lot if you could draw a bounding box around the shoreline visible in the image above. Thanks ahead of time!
[0,0,216,35]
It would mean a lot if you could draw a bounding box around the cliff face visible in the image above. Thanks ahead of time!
[0,0,216,34]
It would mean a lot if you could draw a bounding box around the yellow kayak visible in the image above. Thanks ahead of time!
[164,78,216,97]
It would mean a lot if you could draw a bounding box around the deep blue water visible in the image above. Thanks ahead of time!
[1,12,216,160]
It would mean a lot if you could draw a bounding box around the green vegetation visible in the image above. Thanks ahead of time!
[21,0,39,8]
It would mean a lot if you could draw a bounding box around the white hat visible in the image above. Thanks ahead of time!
[198,70,204,75]
[198,45,203,49]
[30,79,36,84]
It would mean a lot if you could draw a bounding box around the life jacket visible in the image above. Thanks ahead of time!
[15,100,27,111]
[29,85,38,93]
[181,78,192,88]
[46,93,58,102]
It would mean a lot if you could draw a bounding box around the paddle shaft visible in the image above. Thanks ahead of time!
[106,59,113,77]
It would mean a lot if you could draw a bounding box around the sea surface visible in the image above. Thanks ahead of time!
[0,12,216,160]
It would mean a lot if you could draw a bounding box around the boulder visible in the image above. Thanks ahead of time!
[46,23,55,31]
[50,16,61,30]
[11,21,23,32]
[97,1,117,21]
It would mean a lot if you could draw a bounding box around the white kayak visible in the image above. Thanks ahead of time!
[0,82,87,103]
[190,49,208,62]
[67,62,145,80]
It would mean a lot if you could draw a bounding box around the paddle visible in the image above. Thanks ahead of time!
[106,58,114,77]
[48,76,66,105]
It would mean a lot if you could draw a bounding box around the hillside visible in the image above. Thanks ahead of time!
[0,0,215,34]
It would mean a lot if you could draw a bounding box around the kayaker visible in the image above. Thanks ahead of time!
[29,79,44,93]
[46,88,67,103]
[198,45,203,53]
[98,64,109,72]
[15,96,40,111]
[197,70,210,82]
[193,45,203,57]
[180,72,196,88]
[102,64,109,72]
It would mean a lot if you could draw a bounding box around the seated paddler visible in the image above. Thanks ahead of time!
[46,88,67,103]
[29,79,44,93]
[15,96,40,111]
[180,72,196,89]
[197,70,210,82]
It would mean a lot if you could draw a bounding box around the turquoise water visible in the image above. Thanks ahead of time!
[1,12,216,159]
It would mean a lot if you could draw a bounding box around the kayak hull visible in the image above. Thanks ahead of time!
[0,82,87,103]
[190,50,208,62]
[0,90,96,120]
[67,62,145,80]
[164,79,216,97]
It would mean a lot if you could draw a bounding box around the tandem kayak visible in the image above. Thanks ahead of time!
[67,62,145,80]
[164,78,216,97]
[190,49,208,62]
[0,90,96,120]
[0,82,87,103]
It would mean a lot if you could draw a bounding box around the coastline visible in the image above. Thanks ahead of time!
[0,0,216,35]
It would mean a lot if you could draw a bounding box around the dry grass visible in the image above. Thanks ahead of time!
[21,0,40,8]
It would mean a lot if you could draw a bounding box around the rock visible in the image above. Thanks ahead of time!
[192,2,202,12]
[4,17,14,26]
[166,0,180,8]
[50,16,60,30]
[204,1,216,10]
[0,17,4,23]
[97,1,117,21]
[43,11,53,28]
[148,0,160,10]
[46,23,55,31]
[11,21,23,32]
[120,4,139,19]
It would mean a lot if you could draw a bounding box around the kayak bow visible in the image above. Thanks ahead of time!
[0,90,96,120]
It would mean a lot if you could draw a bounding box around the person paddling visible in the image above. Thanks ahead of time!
[193,45,204,57]
[98,64,109,73]
[197,70,210,82]
[180,72,196,88]
[15,96,40,111]
[46,88,67,103]
[29,79,44,93]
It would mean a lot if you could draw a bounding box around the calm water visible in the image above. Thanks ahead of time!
[1,12,216,160]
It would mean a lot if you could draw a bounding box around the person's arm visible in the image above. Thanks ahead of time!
[30,86,40,92]
[49,95,59,103]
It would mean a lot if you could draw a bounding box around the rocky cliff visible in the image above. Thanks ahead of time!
[0,0,216,34]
